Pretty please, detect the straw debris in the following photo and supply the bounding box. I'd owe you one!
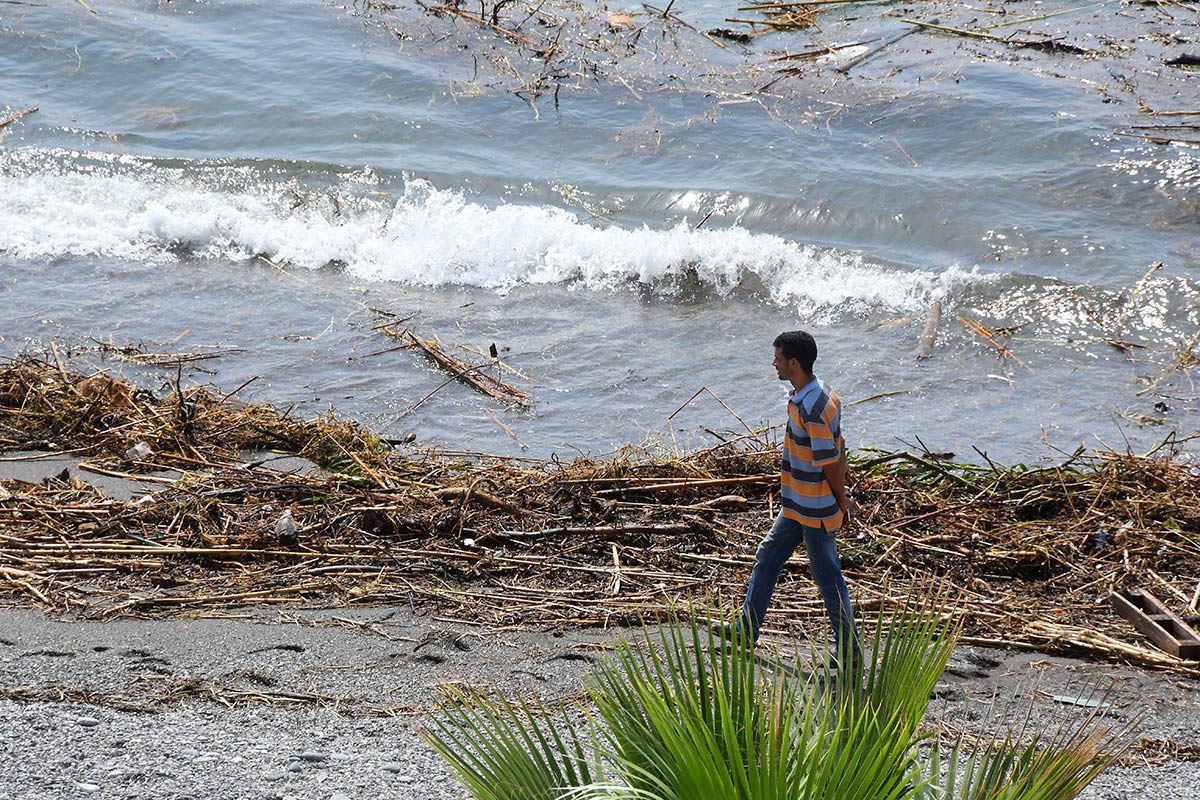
[2,359,1199,676]
[349,1,1196,140]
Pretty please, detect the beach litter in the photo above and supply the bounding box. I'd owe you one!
[1,357,1198,678]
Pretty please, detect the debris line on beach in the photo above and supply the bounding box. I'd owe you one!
[1,359,1198,676]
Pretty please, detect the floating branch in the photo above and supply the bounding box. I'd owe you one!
[1137,324,1200,397]
[0,107,38,130]
[766,40,871,62]
[845,390,908,407]
[379,325,532,403]
[958,315,1032,371]
[429,2,541,46]
[834,20,936,74]
[644,3,730,50]
[981,0,1123,31]
[899,17,1095,56]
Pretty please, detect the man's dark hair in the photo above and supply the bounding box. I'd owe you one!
[774,330,817,374]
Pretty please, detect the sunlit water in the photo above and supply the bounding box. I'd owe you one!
[2,1,1198,463]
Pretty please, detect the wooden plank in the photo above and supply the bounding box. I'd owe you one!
[1112,589,1200,660]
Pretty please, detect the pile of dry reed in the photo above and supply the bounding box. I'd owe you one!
[1,358,1198,675]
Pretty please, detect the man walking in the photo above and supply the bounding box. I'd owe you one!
[740,330,860,668]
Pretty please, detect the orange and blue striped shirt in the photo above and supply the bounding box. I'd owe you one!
[781,377,845,531]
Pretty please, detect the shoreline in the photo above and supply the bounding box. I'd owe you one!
[2,357,1199,674]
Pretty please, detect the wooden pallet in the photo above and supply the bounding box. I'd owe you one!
[1112,588,1200,660]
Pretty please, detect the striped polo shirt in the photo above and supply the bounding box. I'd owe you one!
[780,377,845,531]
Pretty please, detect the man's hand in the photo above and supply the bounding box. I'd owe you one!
[840,495,860,524]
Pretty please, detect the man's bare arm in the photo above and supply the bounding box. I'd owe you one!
[823,445,859,522]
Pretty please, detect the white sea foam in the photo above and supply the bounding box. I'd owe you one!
[0,148,981,313]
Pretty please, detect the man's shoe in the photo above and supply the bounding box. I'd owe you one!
[707,620,754,647]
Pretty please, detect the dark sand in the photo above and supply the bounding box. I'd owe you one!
[1,606,1197,799]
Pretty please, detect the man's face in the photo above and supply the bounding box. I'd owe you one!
[772,347,795,381]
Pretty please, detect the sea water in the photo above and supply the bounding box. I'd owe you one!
[2,0,1198,463]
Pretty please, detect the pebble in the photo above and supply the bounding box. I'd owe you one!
[299,751,328,762]
[287,761,304,773]
[263,771,287,782]
[379,762,405,774]
[76,717,99,728]
[77,783,101,793]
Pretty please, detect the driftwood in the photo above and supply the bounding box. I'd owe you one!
[3,360,1200,677]
[915,301,942,360]
[498,523,693,539]
[644,3,730,51]
[0,107,37,130]
[379,325,532,403]
[1137,325,1200,397]
[899,18,1094,56]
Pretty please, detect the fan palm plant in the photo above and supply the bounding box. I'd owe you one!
[422,594,1127,800]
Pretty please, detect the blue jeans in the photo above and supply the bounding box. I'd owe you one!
[740,512,859,662]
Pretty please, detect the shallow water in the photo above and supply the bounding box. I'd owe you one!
[2,0,1198,462]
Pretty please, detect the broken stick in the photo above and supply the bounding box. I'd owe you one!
[0,107,38,130]
[381,326,531,403]
[835,19,937,74]
[958,315,1032,372]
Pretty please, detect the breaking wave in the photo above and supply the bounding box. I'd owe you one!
[0,148,981,313]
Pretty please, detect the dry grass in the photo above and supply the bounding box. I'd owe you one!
[1,358,1198,676]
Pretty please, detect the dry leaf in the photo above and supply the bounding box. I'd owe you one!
[608,12,635,29]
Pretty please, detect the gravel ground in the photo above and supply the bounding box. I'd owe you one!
[1,608,1196,799]
[0,702,458,800]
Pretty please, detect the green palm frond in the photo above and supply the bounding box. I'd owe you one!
[421,685,597,800]
[423,596,1128,800]
[849,586,962,735]
[919,686,1129,800]
[587,615,759,798]
[587,609,933,800]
